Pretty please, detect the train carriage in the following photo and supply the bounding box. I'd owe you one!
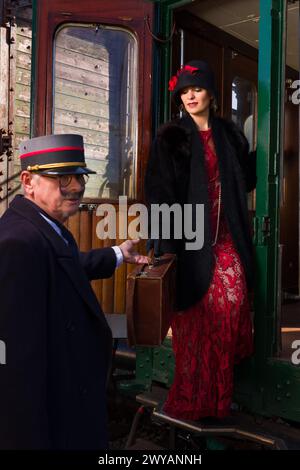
[1,0,300,449]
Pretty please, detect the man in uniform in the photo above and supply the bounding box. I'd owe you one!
[0,134,148,449]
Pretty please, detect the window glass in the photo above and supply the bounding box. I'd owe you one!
[53,24,138,199]
[231,76,257,152]
[232,76,257,210]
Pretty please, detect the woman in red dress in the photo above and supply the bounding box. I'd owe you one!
[145,60,256,420]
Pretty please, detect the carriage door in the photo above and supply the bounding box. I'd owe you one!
[225,51,258,219]
[32,0,154,314]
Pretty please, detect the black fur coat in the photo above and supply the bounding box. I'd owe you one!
[145,114,256,311]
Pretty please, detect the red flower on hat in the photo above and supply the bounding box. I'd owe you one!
[168,65,199,91]
[168,75,178,91]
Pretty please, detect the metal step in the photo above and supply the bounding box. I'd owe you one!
[152,406,287,450]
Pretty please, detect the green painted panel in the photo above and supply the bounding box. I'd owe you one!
[152,343,174,386]
[253,0,285,362]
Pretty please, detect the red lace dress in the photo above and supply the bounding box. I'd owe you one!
[163,128,253,420]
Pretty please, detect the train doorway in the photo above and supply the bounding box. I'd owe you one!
[171,0,300,363]
[152,0,300,423]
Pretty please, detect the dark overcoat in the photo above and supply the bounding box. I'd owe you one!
[0,195,116,449]
[145,114,256,311]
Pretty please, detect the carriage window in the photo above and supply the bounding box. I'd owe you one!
[232,76,257,210]
[53,24,138,199]
[231,77,257,152]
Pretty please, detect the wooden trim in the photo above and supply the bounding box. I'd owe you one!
[80,197,146,206]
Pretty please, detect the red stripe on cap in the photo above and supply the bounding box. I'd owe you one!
[20,146,84,159]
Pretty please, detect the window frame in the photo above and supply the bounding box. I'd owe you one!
[32,0,154,202]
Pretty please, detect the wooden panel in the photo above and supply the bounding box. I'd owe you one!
[55,77,109,102]
[14,134,30,148]
[17,35,31,54]
[15,83,30,102]
[54,108,110,134]
[101,237,115,314]
[68,211,80,246]
[55,61,110,89]
[16,67,31,86]
[56,33,109,61]
[52,123,109,147]
[100,201,116,313]
[18,25,32,39]
[15,99,30,117]
[91,210,104,301]
[79,209,93,251]
[54,93,109,118]
[16,50,31,70]
[7,9,17,207]
[113,207,127,314]
[10,4,33,205]
[66,203,149,314]
[55,48,109,77]
[15,115,30,135]
[0,27,10,215]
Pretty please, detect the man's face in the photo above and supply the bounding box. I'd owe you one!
[23,172,85,223]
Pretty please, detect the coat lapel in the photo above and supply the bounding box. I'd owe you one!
[180,115,208,189]
[10,196,102,318]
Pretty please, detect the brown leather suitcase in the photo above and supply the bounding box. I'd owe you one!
[126,254,176,346]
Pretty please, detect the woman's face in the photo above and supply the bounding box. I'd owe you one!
[180,87,212,116]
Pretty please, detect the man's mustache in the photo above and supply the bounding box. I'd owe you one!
[60,190,84,199]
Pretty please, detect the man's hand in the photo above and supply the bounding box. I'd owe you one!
[119,239,150,265]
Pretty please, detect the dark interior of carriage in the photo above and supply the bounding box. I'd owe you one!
[173,0,300,361]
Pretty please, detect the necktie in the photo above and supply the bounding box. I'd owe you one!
[58,223,80,259]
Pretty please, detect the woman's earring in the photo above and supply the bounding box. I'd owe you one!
[179,103,184,113]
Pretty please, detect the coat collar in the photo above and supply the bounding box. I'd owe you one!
[177,114,234,190]
[178,113,225,141]
[9,195,102,318]
[10,195,73,258]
